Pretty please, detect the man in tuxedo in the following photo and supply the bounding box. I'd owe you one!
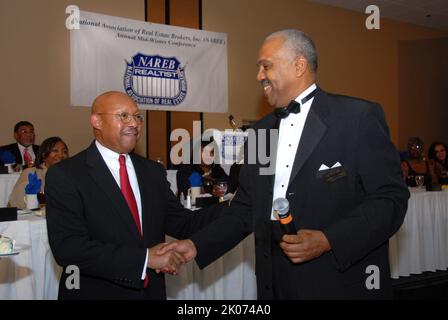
[0,121,40,168]
[160,29,409,299]
[46,91,216,299]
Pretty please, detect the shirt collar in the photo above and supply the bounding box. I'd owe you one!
[17,143,29,152]
[294,83,317,105]
[95,140,129,165]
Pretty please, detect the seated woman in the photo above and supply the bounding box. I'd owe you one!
[176,140,229,198]
[428,141,448,184]
[401,137,437,187]
[8,137,69,209]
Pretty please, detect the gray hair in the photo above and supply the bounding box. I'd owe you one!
[266,29,318,73]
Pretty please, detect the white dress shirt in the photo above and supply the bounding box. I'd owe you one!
[271,83,317,220]
[95,140,148,279]
[17,143,36,164]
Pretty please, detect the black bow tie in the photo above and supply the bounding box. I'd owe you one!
[274,89,316,119]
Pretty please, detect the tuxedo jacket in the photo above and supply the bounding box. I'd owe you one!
[191,88,410,299]
[0,143,39,166]
[45,142,219,300]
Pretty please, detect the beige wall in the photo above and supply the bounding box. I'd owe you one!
[398,37,448,150]
[1,0,447,155]
[202,0,448,146]
[0,0,145,155]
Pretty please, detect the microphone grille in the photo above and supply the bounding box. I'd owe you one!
[273,198,289,215]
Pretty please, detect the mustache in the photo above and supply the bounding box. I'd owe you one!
[122,128,139,135]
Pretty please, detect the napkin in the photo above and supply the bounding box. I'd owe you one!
[0,150,16,164]
[25,172,42,194]
[188,171,202,187]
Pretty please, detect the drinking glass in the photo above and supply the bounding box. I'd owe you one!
[415,175,425,188]
[213,181,228,199]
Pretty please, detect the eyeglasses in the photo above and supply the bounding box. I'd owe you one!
[96,112,145,124]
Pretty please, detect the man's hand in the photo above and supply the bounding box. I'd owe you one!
[279,229,331,264]
[147,243,186,274]
[154,240,197,275]
[158,239,197,262]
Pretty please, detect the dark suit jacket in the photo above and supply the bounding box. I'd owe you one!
[0,143,39,166]
[190,88,410,299]
[45,142,219,300]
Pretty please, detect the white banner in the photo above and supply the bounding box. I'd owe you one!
[70,11,228,113]
[213,130,248,165]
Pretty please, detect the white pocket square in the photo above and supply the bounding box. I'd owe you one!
[318,164,330,171]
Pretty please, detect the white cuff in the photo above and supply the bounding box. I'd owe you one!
[141,250,148,279]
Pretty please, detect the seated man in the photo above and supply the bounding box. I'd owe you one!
[0,121,40,169]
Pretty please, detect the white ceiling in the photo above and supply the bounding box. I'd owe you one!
[311,0,448,31]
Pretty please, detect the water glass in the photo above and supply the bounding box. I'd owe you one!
[415,175,425,188]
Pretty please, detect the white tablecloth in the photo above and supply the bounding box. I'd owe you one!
[389,188,448,278]
[0,214,62,299]
[166,169,177,195]
[164,169,257,299]
[0,173,20,207]
[166,234,257,300]
[0,212,257,300]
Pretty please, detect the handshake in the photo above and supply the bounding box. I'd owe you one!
[147,239,197,275]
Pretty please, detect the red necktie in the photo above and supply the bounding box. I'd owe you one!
[23,148,32,166]
[119,155,148,287]
[119,155,142,236]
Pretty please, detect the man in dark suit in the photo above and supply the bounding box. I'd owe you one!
[45,91,216,299]
[160,29,409,299]
[0,121,40,168]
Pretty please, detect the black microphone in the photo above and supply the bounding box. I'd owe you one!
[273,198,297,235]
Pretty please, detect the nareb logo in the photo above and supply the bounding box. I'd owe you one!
[124,53,187,106]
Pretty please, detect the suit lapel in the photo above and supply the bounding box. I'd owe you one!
[12,144,22,165]
[257,114,279,191]
[85,142,141,240]
[288,88,329,187]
